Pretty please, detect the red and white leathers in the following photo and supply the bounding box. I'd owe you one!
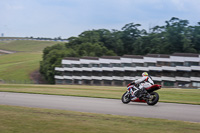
[129,75,154,100]
[135,75,154,89]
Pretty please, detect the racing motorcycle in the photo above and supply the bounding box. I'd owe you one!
[121,84,162,105]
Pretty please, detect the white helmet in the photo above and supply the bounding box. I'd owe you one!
[142,72,148,77]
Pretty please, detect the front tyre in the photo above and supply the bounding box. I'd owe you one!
[146,92,159,105]
[121,91,131,104]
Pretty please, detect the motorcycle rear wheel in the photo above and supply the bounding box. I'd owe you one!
[146,92,159,105]
[121,91,131,104]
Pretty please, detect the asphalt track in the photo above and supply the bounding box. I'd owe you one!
[0,92,200,122]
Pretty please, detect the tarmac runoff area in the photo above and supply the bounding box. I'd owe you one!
[0,92,200,122]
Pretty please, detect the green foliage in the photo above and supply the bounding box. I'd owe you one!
[40,17,200,83]
[40,42,115,83]
[40,44,78,84]
[145,17,199,54]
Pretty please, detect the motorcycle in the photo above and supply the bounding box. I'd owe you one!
[121,84,162,105]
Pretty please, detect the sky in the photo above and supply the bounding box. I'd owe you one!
[0,0,200,39]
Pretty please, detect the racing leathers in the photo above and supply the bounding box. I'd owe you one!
[128,76,154,99]
[135,75,154,89]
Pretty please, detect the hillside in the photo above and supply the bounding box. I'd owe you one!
[0,40,63,83]
[0,40,57,52]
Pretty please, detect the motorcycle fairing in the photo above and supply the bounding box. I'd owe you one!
[145,84,161,93]
[132,98,146,103]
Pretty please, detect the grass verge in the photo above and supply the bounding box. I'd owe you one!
[0,105,199,133]
[0,84,200,105]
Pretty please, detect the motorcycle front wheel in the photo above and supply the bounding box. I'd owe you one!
[121,91,131,104]
[146,92,159,105]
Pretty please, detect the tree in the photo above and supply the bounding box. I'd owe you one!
[121,23,146,54]
[190,22,200,53]
[40,17,200,84]
[40,43,78,84]
[164,17,191,53]
[40,41,116,83]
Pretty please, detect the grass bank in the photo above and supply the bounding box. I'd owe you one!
[0,105,199,133]
[0,40,61,82]
[0,52,42,82]
[0,40,58,52]
[0,84,200,105]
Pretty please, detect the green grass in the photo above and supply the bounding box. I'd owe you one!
[0,40,59,52]
[0,52,42,82]
[0,84,200,105]
[0,40,61,82]
[158,88,200,104]
[0,105,199,133]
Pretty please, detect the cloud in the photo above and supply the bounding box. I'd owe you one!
[170,0,200,12]
[0,0,200,38]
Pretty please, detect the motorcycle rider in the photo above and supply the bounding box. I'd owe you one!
[127,72,154,100]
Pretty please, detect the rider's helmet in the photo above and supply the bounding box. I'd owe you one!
[142,72,148,77]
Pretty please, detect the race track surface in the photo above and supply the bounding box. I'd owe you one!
[0,92,200,122]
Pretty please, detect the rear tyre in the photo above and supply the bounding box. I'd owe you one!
[146,92,159,105]
[121,91,131,104]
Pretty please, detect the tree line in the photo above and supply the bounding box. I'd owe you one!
[40,17,200,83]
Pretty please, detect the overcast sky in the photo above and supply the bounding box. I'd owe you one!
[0,0,200,38]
